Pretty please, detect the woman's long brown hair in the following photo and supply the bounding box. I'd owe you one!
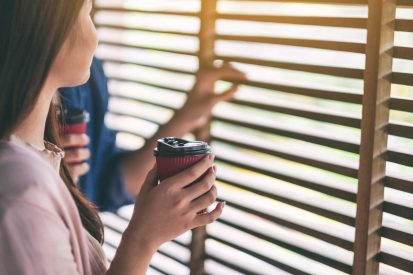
[0,0,104,243]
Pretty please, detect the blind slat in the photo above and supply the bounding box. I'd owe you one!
[397,0,413,7]
[387,149,413,167]
[96,23,198,37]
[227,98,361,128]
[103,58,195,75]
[217,14,367,29]
[385,176,413,194]
[217,54,365,79]
[392,72,413,86]
[388,122,413,139]
[156,249,188,267]
[99,40,198,56]
[381,226,413,248]
[394,46,413,60]
[95,6,199,17]
[216,34,366,53]
[108,76,187,93]
[396,19,413,32]
[229,79,363,104]
[379,252,413,273]
[205,254,260,275]
[110,94,177,111]
[213,115,360,153]
[390,97,413,113]
[383,202,413,220]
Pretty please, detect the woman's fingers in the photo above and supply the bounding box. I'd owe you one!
[61,133,90,148]
[190,185,218,213]
[67,162,90,183]
[199,63,246,83]
[140,163,158,196]
[193,63,246,93]
[162,154,214,189]
[216,64,246,81]
[182,167,216,201]
[214,84,239,103]
[193,201,225,227]
[64,147,91,163]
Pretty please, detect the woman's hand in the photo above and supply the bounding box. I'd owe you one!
[61,133,91,183]
[173,62,246,132]
[126,154,223,251]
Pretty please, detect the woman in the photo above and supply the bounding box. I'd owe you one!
[0,0,223,274]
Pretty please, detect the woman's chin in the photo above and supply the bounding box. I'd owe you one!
[62,70,91,88]
[79,71,91,85]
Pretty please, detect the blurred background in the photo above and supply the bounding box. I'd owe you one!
[94,1,413,274]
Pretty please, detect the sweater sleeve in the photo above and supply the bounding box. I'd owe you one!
[0,199,81,275]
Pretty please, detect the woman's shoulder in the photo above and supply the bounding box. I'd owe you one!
[0,140,62,202]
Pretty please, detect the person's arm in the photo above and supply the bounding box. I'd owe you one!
[121,63,246,196]
[108,155,224,274]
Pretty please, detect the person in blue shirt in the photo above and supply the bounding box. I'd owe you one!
[59,57,245,212]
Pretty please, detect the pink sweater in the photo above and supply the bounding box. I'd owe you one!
[0,137,107,274]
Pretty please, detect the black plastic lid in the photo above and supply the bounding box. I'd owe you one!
[63,107,90,125]
[154,137,211,157]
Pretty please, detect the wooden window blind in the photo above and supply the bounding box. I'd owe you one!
[93,0,413,274]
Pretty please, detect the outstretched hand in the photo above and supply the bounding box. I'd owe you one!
[175,62,246,131]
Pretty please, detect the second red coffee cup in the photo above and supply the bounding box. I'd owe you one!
[61,107,90,135]
[60,107,90,166]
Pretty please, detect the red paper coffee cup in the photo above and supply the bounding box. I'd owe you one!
[60,108,90,166]
[61,108,90,135]
[154,137,212,214]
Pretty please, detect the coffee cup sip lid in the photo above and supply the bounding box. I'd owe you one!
[154,137,211,156]
[63,107,90,125]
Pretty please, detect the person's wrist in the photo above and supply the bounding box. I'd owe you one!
[169,110,196,133]
[123,223,158,255]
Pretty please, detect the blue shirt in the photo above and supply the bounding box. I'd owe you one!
[59,58,135,212]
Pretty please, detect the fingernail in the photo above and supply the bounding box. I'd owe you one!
[212,165,217,175]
